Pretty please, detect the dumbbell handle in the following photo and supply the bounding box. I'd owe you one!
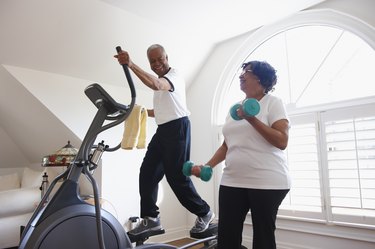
[183,161,213,182]
[230,98,260,120]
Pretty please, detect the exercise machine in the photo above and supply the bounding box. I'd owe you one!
[127,215,218,248]
[18,46,218,249]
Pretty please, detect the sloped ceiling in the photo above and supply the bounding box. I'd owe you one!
[0,0,325,89]
[0,0,325,167]
[0,66,81,165]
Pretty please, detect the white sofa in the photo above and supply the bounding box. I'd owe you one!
[0,167,44,248]
[0,167,95,248]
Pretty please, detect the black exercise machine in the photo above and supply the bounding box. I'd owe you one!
[18,46,218,249]
[127,217,218,248]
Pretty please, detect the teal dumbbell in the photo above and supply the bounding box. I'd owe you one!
[230,98,260,120]
[183,161,213,182]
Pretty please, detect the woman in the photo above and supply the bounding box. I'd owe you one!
[192,61,291,249]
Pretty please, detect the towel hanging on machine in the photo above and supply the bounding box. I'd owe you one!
[121,104,148,150]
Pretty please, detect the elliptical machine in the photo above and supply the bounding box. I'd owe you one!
[18,46,217,249]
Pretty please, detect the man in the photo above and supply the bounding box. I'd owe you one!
[115,44,214,237]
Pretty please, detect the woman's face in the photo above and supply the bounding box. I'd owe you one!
[239,65,264,99]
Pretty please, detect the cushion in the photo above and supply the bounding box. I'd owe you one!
[0,173,20,191]
[0,187,40,218]
[21,167,44,188]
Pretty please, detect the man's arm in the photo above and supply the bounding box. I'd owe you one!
[115,51,171,91]
[128,63,171,91]
[147,109,155,117]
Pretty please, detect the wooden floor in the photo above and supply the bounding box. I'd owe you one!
[5,238,209,249]
[168,237,208,248]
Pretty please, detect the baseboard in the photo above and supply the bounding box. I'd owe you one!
[242,235,316,249]
[277,242,317,249]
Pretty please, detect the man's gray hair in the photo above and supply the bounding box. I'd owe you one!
[147,44,166,54]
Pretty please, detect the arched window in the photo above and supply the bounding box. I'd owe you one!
[222,25,375,114]
[214,9,375,228]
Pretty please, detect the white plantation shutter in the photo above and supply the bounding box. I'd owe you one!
[278,103,375,227]
[321,105,375,225]
[279,113,324,220]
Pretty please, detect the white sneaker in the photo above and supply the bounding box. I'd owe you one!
[128,216,162,236]
[190,210,215,233]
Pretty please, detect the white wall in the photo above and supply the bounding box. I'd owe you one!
[187,0,375,248]
[0,126,29,168]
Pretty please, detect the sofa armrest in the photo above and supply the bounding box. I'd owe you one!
[0,187,40,218]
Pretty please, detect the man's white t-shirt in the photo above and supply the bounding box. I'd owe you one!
[153,68,190,125]
[221,94,291,189]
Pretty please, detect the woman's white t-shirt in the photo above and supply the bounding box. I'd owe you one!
[221,94,291,189]
[153,68,190,125]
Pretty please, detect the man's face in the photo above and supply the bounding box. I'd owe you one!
[148,47,170,77]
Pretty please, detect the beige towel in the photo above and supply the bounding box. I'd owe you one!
[121,105,148,150]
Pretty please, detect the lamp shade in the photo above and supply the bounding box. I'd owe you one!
[42,141,78,167]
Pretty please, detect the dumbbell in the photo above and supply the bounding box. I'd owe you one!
[230,98,260,120]
[182,161,213,182]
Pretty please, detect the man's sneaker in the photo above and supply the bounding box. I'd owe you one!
[128,216,163,236]
[190,210,215,233]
